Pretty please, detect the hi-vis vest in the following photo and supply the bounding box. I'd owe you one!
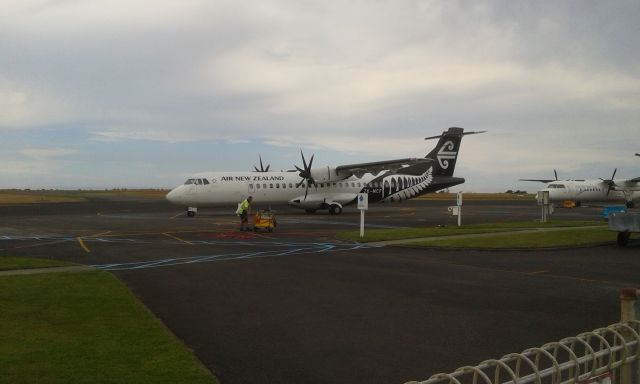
[236,199,250,215]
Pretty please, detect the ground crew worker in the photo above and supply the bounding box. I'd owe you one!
[238,196,253,231]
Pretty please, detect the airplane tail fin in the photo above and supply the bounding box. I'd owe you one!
[425,127,485,177]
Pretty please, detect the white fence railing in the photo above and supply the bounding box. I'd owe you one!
[406,289,640,384]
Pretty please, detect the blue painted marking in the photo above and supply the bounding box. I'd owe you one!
[92,242,371,271]
[1,232,372,271]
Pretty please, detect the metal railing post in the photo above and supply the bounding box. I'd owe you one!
[620,288,640,384]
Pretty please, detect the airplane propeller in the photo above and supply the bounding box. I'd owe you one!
[253,155,270,172]
[599,168,617,196]
[294,150,316,200]
[554,169,558,181]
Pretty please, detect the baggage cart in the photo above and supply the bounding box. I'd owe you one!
[609,211,639,247]
[253,210,277,232]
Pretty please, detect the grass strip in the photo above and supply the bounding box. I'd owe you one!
[0,256,75,271]
[0,189,168,204]
[415,227,615,249]
[0,269,217,384]
[0,192,87,204]
[339,220,604,243]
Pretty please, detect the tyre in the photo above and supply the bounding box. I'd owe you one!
[187,211,195,217]
[617,232,630,247]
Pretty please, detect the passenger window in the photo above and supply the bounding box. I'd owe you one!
[249,183,253,189]
[289,183,293,188]
[269,183,273,189]
[351,183,355,187]
[263,183,267,189]
[257,184,261,189]
[282,183,286,189]
[276,183,280,188]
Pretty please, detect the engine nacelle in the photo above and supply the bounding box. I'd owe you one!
[309,166,348,182]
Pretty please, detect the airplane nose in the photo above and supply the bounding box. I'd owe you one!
[166,187,181,204]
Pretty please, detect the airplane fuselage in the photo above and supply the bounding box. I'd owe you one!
[166,168,464,212]
[166,170,365,208]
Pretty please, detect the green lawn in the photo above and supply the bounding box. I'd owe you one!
[339,220,604,243]
[0,256,75,271]
[419,227,615,249]
[0,268,217,384]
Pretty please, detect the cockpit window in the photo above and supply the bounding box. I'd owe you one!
[196,179,203,185]
[184,179,195,185]
[548,183,566,189]
[202,179,210,185]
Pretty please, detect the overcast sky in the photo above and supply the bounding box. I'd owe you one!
[1,0,639,191]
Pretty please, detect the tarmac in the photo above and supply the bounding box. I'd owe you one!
[0,197,638,384]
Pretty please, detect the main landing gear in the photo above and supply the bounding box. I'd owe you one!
[328,204,343,215]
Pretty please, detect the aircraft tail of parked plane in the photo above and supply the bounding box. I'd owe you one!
[423,127,486,177]
[166,127,485,216]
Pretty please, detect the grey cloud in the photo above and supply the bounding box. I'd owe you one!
[1,0,639,190]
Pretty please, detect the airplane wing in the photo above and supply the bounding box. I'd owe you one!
[519,179,555,183]
[616,177,640,185]
[335,158,433,178]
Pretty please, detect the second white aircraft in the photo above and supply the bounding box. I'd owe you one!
[521,161,640,208]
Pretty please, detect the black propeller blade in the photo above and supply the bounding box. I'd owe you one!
[295,150,316,200]
[554,169,558,181]
[599,168,617,196]
[253,155,270,172]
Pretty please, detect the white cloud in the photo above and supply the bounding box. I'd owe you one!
[0,82,79,129]
[20,148,79,160]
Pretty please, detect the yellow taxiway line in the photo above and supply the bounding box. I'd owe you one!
[75,231,112,253]
[163,232,193,245]
[76,237,91,253]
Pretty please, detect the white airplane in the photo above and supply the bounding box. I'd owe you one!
[166,127,485,216]
[521,162,640,208]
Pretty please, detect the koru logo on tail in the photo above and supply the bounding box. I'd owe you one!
[437,141,457,169]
